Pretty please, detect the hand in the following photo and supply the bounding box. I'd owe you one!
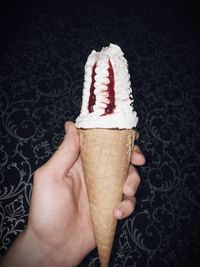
[114,132,145,220]
[2,122,145,267]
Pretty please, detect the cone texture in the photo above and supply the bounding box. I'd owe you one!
[78,128,135,267]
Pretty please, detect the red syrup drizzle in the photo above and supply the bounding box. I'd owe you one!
[88,63,97,113]
[88,60,115,114]
[104,60,115,115]
[88,63,96,113]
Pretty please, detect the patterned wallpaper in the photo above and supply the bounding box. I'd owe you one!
[0,0,200,266]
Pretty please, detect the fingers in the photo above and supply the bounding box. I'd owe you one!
[114,165,141,220]
[40,121,79,177]
[123,164,141,196]
[113,148,143,219]
[131,145,145,166]
[114,196,136,220]
[113,134,145,220]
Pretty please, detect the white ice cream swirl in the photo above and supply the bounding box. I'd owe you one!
[76,43,138,129]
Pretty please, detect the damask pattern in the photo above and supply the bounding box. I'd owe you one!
[0,0,200,266]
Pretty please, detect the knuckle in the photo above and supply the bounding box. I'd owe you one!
[135,173,141,186]
[123,199,134,217]
[33,165,52,181]
[131,167,141,185]
[34,167,43,179]
[127,197,136,213]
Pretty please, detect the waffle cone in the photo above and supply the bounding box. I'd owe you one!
[78,128,135,267]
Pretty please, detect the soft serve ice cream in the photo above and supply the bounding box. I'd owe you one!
[76,43,138,129]
[76,43,138,267]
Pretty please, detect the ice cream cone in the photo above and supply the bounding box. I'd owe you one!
[78,128,136,267]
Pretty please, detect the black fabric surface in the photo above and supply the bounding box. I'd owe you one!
[0,0,200,266]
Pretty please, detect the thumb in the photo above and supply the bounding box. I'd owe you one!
[44,121,79,177]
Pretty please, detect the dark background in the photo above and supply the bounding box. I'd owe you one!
[0,0,200,266]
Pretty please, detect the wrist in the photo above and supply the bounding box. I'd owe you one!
[23,230,56,267]
[25,227,87,267]
[2,230,54,267]
[2,225,94,267]
[26,218,95,267]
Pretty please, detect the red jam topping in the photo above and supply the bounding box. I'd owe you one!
[88,63,96,113]
[88,60,115,114]
[104,60,115,115]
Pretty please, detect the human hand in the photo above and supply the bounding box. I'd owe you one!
[114,132,145,220]
[2,122,145,267]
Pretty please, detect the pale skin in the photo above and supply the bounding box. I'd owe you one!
[1,121,145,267]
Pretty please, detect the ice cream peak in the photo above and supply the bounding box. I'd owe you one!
[76,43,138,129]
